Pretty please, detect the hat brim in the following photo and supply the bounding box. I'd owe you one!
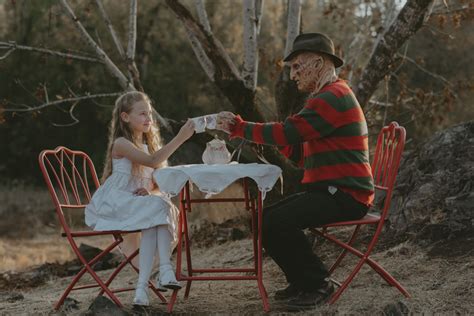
[283,49,344,68]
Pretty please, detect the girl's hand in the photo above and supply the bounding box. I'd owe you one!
[177,119,195,141]
[217,111,236,134]
[133,187,150,196]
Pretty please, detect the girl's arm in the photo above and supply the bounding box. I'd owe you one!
[113,120,195,168]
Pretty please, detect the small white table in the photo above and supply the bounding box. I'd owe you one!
[153,163,282,312]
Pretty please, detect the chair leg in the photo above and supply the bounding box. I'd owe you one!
[328,257,366,304]
[328,225,361,274]
[183,206,193,299]
[167,289,179,313]
[366,257,410,298]
[99,249,136,296]
[84,264,124,307]
[61,239,124,309]
[314,227,410,303]
[54,266,88,310]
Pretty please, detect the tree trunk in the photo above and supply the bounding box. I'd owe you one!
[354,0,434,107]
[165,0,262,122]
[166,0,301,195]
[275,0,304,120]
[242,0,259,91]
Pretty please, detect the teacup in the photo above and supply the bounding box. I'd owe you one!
[191,114,218,133]
[191,116,207,133]
[205,114,217,129]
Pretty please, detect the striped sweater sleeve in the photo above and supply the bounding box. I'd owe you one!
[230,94,340,146]
[279,144,304,167]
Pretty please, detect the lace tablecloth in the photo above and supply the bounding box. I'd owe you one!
[153,163,282,199]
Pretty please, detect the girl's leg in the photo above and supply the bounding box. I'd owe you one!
[133,227,158,305]
[156,225,181,290]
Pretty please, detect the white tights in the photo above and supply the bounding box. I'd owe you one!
[136,225,173,289]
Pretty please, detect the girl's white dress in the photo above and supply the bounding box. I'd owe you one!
[85,147,179,244]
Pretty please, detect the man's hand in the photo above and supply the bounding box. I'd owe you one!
[216,111,236,134]
[133,187,150,196]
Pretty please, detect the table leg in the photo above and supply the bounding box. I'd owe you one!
[250,198,258,273]
[167,190,186,313]
[257,191,270,312]
[183,183,193,298]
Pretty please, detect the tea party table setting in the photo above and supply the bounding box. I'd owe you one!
[152,114,282,312]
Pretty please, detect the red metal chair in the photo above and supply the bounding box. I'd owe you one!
[310,122,410,304]
[38,146,166,309]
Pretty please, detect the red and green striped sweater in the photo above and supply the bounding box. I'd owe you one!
[229,79,374,206]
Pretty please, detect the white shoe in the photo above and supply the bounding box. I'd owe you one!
[133,287,149,306]
[157,264,182,290]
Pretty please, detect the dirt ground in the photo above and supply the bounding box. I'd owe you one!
[1,185,473,315]
[0,231,473,315]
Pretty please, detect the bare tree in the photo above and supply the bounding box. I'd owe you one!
[242,0,263,91]
[355,0,435,108]
[276,0,303,120]
[1,0,445,191]
[1,0,170,130]
[165,0,262,122]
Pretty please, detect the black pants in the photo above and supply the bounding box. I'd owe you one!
[262,187,369,291]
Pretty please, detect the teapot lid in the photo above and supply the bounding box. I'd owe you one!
[208,135,226,145]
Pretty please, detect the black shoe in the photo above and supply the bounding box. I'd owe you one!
[274,283,302,301]
[285,282,334,311]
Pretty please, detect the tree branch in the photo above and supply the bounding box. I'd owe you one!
[284,0,301,58]
[59,0,133,91]
[243,0,259,90]
[95,0,126,59]
[0,41,103,63]
[127,0,137,61]
[3,92,122,112]
[275,0,304,120]
[396,53,455,88]
[354,0,435,107]
[124,0,143,92]
[166,0,263,121]
[255,0,264,35]
[185,29,216,80]
[194,0,212,35]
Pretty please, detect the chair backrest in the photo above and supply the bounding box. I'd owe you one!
[371,122,406,217]
[38,146,100,231]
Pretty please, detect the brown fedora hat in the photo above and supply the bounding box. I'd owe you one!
[283,33,344,68]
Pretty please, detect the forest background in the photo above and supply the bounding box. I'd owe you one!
[0,0,473,314]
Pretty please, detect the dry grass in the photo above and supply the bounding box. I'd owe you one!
[0,237,473,315]
[0,183,246,273]
[1,185,473,315]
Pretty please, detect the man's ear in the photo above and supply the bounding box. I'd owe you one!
[120,112,129,123]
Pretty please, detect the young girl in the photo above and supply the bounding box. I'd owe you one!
[85,91,195,306]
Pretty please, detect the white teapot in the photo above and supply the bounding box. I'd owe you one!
[202,136,232,165]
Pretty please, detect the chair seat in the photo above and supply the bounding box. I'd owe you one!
[61,229,140,237]
[321,213,381,228]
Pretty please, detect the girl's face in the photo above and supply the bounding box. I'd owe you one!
[121,100,153,135]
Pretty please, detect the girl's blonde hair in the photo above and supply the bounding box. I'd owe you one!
[101,91,166,183]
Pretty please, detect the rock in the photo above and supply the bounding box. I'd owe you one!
[4,292,24,303]
[383,301,409,316]
[0,244,122,290]
[388,121,474,241]
[79,244,122,270]
[190,217,251,246]
[85,296,128,316]
[60,297,79,312]
[231,227,245,240]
